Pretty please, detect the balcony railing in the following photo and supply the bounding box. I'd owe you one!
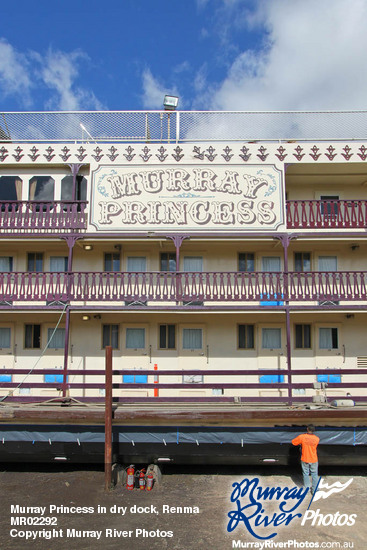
[286,199,367,229]
[1,271,366,304]
[1,367,367,405]
[0,201,87,232]
[0,199,365,233]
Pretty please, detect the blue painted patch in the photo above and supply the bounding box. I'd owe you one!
[0,374,11,382]
[317,374,341,383]
[123,374,148,384]
[45,374,67,384]
[259,374,284,383]
[260,293,284,306]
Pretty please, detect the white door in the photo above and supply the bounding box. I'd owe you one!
[126,256,147,304]
[179,326,207,396]
[182,256,203,303]
[122,326,150,396]
[318,256,338,303]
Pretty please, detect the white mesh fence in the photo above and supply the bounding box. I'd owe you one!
[1,110,367,143]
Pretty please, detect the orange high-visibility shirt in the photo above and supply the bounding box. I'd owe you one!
[292,433,319,463]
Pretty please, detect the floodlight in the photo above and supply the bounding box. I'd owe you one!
[163,95,179,111]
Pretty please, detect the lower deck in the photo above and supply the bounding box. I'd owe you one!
[1,401,366,465]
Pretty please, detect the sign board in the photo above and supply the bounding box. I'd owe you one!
[90,165,284,232]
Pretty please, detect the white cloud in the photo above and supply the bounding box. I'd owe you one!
[0,39,32,106]
[37,49,104,111]
[0,39,104,110]
[207,0,367,111]
[141,68,180,109]
[173,61,191,75]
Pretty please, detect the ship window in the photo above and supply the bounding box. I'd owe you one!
[0,257,13,272]
[159,324,176,349]
[102,324,119,349]
[182,328,202,350]
[320,195,339,217]
[295,324,311,349]
[29,176,54,201]
[183,256,203,272]
[47,328,65,349]
[0,176,22,201]
[262,328,281,349]
[294,252,311,272]
[160,252,176,272]
[104,253,120,272]
[25,324,41,349]
[27,253,43,272]
[262,257,281,272]
[319,327,338,349]
[126,328,145,349]
[0,327,11,348]
[238,324,254,349]
[238,253,255,272]
[127,257,146,272]
[50,256,68,272]
[61,175,87,201]
[318,256,337,272]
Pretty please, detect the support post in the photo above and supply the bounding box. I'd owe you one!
[276,234,296,406]
[105,345,113,491]
[61,306,70,398]
[285,307,292,406]
[166,234,189,302]
[61,235,81,397]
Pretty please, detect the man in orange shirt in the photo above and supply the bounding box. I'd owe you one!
[292,424,320,495]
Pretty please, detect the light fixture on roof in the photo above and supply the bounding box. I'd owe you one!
[163,95,179,111]
[82,315,90,321]
[83,244,93,251]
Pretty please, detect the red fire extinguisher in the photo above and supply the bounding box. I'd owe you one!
[126,465,135,490]
[146,469,154,491]
[139,468,146,490]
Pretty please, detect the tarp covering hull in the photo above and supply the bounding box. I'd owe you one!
[0,425,366,465]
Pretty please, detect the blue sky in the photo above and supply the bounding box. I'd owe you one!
[1,0,367,112]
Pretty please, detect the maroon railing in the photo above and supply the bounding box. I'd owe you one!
[1,367,367,404]
[0,201,87,231]
[0,270,366,303]
[1,200,365,231]
[286,199,367,229]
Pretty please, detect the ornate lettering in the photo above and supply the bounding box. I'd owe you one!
[258,201,276,225]
[163,201,188,224]
[192,168,217,191]
[139,170,164,193]
[189,201,211,225]
[217,171,241,194]
[211,201,234,224]
[166,169,190,191]
[243,175,267,199]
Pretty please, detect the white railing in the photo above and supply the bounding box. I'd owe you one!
[1,110,367,143]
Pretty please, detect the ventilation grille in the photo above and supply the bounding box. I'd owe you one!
[357,357,367,368]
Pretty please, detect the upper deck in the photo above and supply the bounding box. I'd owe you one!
[1,110,367,236]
